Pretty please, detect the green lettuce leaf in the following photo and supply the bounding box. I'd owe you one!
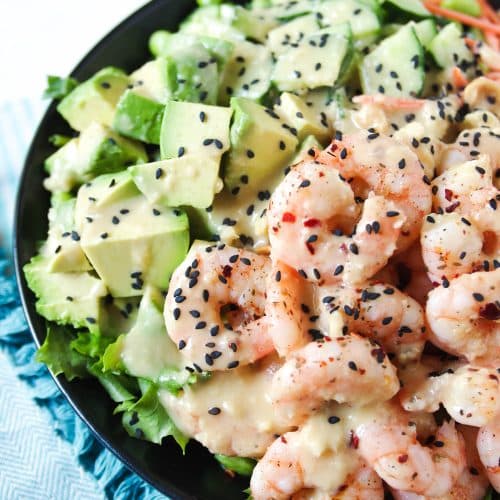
[43,75,78,100]
[214,455,257,476]
[114,380,189,449]
[36,324,89,380]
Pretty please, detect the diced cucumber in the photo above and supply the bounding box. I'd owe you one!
[360,24,424,97]
[316,0,381,40]
[265,0,318,21]
[429,23,475,73]
[219,41,273,105]
[412,19,437,49]
[382,0,430,18]
[267,14,320,56]
[272,27,353,92]
[441,0,481,17]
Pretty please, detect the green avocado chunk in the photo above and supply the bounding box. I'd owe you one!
[130,155,222,209]
[75,172,189,297]
[224,97,298,192]
[41,196,91,273]
[57,67,130,131]
[24,255,107,333]
[113,89,165,144]
[44,122,147,193]
[160,100,233,160]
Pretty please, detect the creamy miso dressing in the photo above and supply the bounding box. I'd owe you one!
[159,354,290,458]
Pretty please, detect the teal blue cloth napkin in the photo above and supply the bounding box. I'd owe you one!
[0,99,165,499]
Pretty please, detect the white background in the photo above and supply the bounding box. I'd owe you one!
[0,0,147,101]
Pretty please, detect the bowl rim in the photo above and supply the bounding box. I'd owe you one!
[13,1,195,498]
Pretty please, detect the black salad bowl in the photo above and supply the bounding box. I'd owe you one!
[13,1,248,498]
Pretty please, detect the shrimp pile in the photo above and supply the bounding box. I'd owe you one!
[161,76,500,498]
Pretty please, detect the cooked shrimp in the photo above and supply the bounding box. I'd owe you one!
[426,269,500,367]
[356,406,466,496]
[439,127,500,187]
[477,416,500,492]
[391,426,489,500]
[399,359,500,427]
[164,241,274,371]
[268,158,406,285]
[463,76,500,116]
[316,282,426,364]
[266,260,313,357]
[250,410,381,500]
[316,131,432,253]
[374,243,435,307]
[271,333,399,424]
[158,354,290,458]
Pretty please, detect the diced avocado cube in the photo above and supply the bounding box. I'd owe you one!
[107,287,185,381]
[316,0,381,39]
[360,24,424,97]
[267,14,319,56]
[77,180,189,297]
[57,67,130,131]
[148,32,234,75]
[42,197,91,273]
[429,23,475,73]
[226,4,278,42]
[224,97,298,191]
[160,100,233,160]
[180,5,246,41]
[272,27,352,92]
[130,155,223,209]
[24,255,107,332]
[113,89,165,144]
[129,58,173,104]
[275,92,331,144]
[219,40,273,105]
[293,135,322,162]
[44,122,147,193]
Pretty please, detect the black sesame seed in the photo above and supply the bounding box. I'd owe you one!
[386,211,399,217]
[275,270,282,282]
[173,308,181,320]
[199,111,206,122]
[372,221,380,233]
[279,140,286,151]
[398,159,406,169]
[461,217,471,226]
[86,317,96,324]
[190,310,201,318]
[472,293,484,302]
[344,305,354,316]
[328,416,340,424]
[349,243,359,255]
[208,407,221,415]
[203,138,214,146]
[152,208,161,216]
[227,361,239,369]
[214,139,224,150]
[195,321,207,330]
[175,295,186,303]
[178,340,186,350]
[334,265,344,276]
[382,316,393,325]
[100,232,109,239]
[112,216,120,225]
[299,179,311,188]
[240,257,251,266]
[210,325,220,336]
[489,198,497,210]
[178,146,185,157]
[383,287,395,295]
[426,215,435,223]
[155,167,163,180]
[71,231,80,241]
[348,361,357,371]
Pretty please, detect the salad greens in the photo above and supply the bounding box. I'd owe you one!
[30,0,498,486]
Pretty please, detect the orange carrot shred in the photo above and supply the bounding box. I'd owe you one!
[451,66,469,89]
[423,1,500,36]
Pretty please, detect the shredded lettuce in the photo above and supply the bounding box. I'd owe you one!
[36,324,89,380]
[114,380,189,449]
[214,454,257,476]
[43,75,78,100]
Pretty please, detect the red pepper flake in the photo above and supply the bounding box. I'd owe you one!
[340,243,348,254]
[280,435,287,444]
[398,454,409,463]
[445,201,460,213]
[222,265,232,278]
[282,212,296,223]
[444,188,453,202]
[272,226,279,233]
[306,242,315,255]
[349,431,359,449]
[479,302,500,320]
[304,218,320,227]
[319,172,325,177]
[330,143,338,152]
